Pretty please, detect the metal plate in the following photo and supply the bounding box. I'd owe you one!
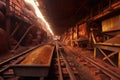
[11,46,54,77]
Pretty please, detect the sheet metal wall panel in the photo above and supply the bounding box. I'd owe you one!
[78,23,88,38]
[102,15,120,32]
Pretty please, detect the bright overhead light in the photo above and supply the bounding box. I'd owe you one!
[24,0,54,36]
[35,1,39,6]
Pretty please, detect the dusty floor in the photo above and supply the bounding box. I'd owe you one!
[67,46,120,80]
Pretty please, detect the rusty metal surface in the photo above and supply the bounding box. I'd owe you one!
[95,45,120,52]
[11,45,55,77]
[12,65,49,77]
[102,15,120,32]
[78,23,88,39]
[104,35,120,44]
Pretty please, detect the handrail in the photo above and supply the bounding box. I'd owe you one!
[95,42,120,47]
[91,32,120,47]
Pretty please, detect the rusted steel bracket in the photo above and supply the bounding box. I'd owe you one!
[11,25,33,51]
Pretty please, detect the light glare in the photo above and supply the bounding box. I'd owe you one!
[24,0,54,35]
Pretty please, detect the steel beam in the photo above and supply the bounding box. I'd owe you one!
[118,52,120,68]
[103,52,118,60]
[98,48,117,67]
[9,23,20,38]
[12,26,33,51]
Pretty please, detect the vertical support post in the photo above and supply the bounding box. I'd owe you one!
[62,33,65,42]
[109,0,111,8]
[118,52,120,68]
[63,33,66,43]
[6,18,11,35]
[71,27,74,46]
[94,45,102,58]
[64,32,67,42]
[94,47,97,58]
[65,32,68,45]
[88,32,92,48]
[91,32,96,44]
[71,27,74,40]
[6,0,11,35]
[76,25,79,47]
[76,24,79,39]
[65,31,67,42]
[6,0,10,15]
